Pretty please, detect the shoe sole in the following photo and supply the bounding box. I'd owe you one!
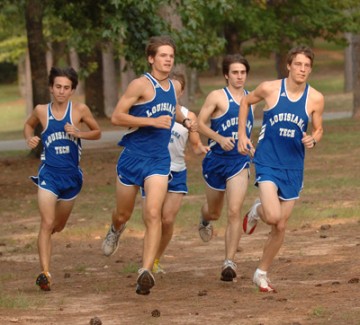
[243,214,257,235]
[136,271,155,295]
[199,225,213,242]
[220,266,237,282]
[36,274,51,291]
[258,285,277,293]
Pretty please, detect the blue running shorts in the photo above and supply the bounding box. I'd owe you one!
[254,163,304,200]
[202,151,250,191]
[167,169,187,194]
[30,164,83,200]
[140,169,187,197]
[117,148,171,187]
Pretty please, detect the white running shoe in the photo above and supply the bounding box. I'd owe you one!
[136,268,155,295]
[253,271,276,292]
[198,219,213,242]
[243,198,261,234]
[220,259,237,282]
[102,223,126,256]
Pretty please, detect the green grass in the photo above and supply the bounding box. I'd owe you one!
[0,290,35,309]
[0,83,22,103]
[0,83,26,136]
[120,262,139,274]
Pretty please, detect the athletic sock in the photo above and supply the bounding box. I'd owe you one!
[111,224,119,233]
[201,218,209,226]
[255,268,267,276]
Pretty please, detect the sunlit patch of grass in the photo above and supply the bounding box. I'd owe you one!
[0,273,16,283]
[93,282,113,294]
[120,262,139,274]
[74,264,88,273]
[0,290,35,309]
[311,306,328,318]
[0,150,28,157]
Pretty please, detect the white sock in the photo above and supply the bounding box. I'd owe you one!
[250,202,261,220]
[255,268,266,276]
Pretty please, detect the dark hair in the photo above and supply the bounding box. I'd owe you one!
[145,35,176,58]
[222,54,250,76]
[287,46,314,67]
[171,71,186,91]
[48,67,78,89]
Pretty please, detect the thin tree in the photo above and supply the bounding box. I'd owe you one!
[352,34,360,118]
[25,0,50,157]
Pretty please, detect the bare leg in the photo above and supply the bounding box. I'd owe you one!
[37,189,74,273]
[156,192,184,260]
[224,169,248,261]
[201,186,224,221]
[256,182,296,271]
[142,175,168,270]
[53,199,76,233]
[112,179,139,230]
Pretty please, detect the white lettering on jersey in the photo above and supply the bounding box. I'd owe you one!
[269,113,304,130]
[55,146,70,154]
[146,102,176,117]
[221,117,238,132]
[279,128,295,138]
[45,131,77,147]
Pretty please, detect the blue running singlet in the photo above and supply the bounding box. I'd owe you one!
[40,101,81,170]
[208,87,254,157]
[254,78,310,170]
[118,73,177,158]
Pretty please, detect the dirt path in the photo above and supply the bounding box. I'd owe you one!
[1,216,359,325]
[0,126,359,325]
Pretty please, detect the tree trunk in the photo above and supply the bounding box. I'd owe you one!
[69,48,85,96]
[25,0,50,157]
[120,57,136,94]
[79,45,105,117]
[102,43,119,117]
[18,51,34,117]
[224,24,240,54]
[274,51,288,79]
[352,34,360,119]
[344,33,353,93]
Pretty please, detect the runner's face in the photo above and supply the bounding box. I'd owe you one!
[149,45,175,74]
[288,53,312,84]
[50,77,74,104]
[226,63,247,89]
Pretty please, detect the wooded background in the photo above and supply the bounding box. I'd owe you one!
[1,0,360,120]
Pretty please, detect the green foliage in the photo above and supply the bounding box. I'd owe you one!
[0,36,27,63]
[173,0,226,71]
[0,293,30,309]
[0,0,360,84]
[0,2,26,63]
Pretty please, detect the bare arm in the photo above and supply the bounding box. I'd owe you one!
[302,88,324,148]
[23,105,43,149]
[238,81,271,155]
[111,77,172,129]
[173,79,197,131]
[65,103,101,140]
[187,111,209,155]
[198,90,235,151]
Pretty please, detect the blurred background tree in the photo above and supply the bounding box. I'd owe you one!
[0,0,360,120]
